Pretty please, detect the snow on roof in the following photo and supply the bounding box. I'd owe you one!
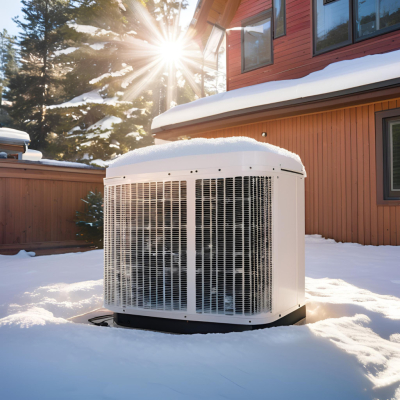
[38,159,102,169]
[110,137,303,169]
[0,128,30,145]
[152,50,400,131]
[47,90,128,109]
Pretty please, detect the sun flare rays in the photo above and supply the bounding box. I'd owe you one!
[114,1,205,108]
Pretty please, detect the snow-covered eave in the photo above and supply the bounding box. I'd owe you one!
[152,77,400,135]
[151,50,400,136]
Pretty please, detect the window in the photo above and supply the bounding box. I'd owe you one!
[384,118,400,199]
[375,108,400,203]
[242,10,273,73]
[313,0,352,54]
[314,0,400,55]
[355,0,400,40]
[274,0,286,38]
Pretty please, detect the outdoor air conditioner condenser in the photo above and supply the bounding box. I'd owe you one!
[104,138,306,333]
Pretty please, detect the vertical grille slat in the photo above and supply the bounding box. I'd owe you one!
[104,181,187,311]
[195,176,273,316]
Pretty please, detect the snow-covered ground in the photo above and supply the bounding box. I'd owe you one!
[1,236,400,400]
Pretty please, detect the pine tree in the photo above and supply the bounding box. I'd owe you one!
[0,30,18,127]
[46,0,212,163]
[45,0,154,162]
[6,0,73,151]
[75,189,104,248]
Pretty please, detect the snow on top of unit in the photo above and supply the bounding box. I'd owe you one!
[152,50,400,130]
[0,127,30,142]
[110,137,303,169]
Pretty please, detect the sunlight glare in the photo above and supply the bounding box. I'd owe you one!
[158,41,183,64]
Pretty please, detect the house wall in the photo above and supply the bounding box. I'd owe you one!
[227,0,400,91]
[0,160,105,254]
[192,97,400,246]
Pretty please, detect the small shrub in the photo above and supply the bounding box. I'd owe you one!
[75,190,104,249]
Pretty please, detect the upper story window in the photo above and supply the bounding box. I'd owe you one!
[274,0,286,38]
[313,0,400,55]
[241,10,273,73]
[355,0,400,40]
[314,0,352,54]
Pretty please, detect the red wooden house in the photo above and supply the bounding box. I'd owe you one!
[152,0,400,246]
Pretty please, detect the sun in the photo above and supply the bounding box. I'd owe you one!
[158,40,183,64]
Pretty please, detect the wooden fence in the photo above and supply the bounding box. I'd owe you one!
[0,159,105,255]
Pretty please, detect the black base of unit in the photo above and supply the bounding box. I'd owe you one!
[113,305,306,334]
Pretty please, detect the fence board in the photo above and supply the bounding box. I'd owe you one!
[0,161,105,253]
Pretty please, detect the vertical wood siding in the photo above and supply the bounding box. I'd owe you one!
[0,167,104,247]
[195,98,400,245]
[227,0,400,91]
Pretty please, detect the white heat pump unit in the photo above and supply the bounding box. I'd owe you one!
[104,138,306,333]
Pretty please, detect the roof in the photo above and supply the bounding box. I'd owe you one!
[187,0,241,49]
[151,50,400,134]
[0,128,30,146]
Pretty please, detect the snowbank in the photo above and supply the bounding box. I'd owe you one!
[110,137,304,169]
[152,49,400,131]
[0,236,400,399]
[0,250,104,319]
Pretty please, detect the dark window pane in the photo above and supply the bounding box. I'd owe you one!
[390,121,400,191]
[243,15,272,71]
[274,0,286,38]
[356,0,400,39]
[314,0,351,53]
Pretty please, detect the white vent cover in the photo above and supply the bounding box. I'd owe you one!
[105,181,187,311]
[195,177,272,316]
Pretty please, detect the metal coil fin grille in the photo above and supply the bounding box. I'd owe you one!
[104,181,187,311]
[195,176,272,315]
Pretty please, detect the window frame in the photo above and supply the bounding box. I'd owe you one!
[273,0,286,39]
[375,108,400,204]
[312,0,353,56]
[241,9,274,74]
[353,0,400,43]
[313,0,400,56]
